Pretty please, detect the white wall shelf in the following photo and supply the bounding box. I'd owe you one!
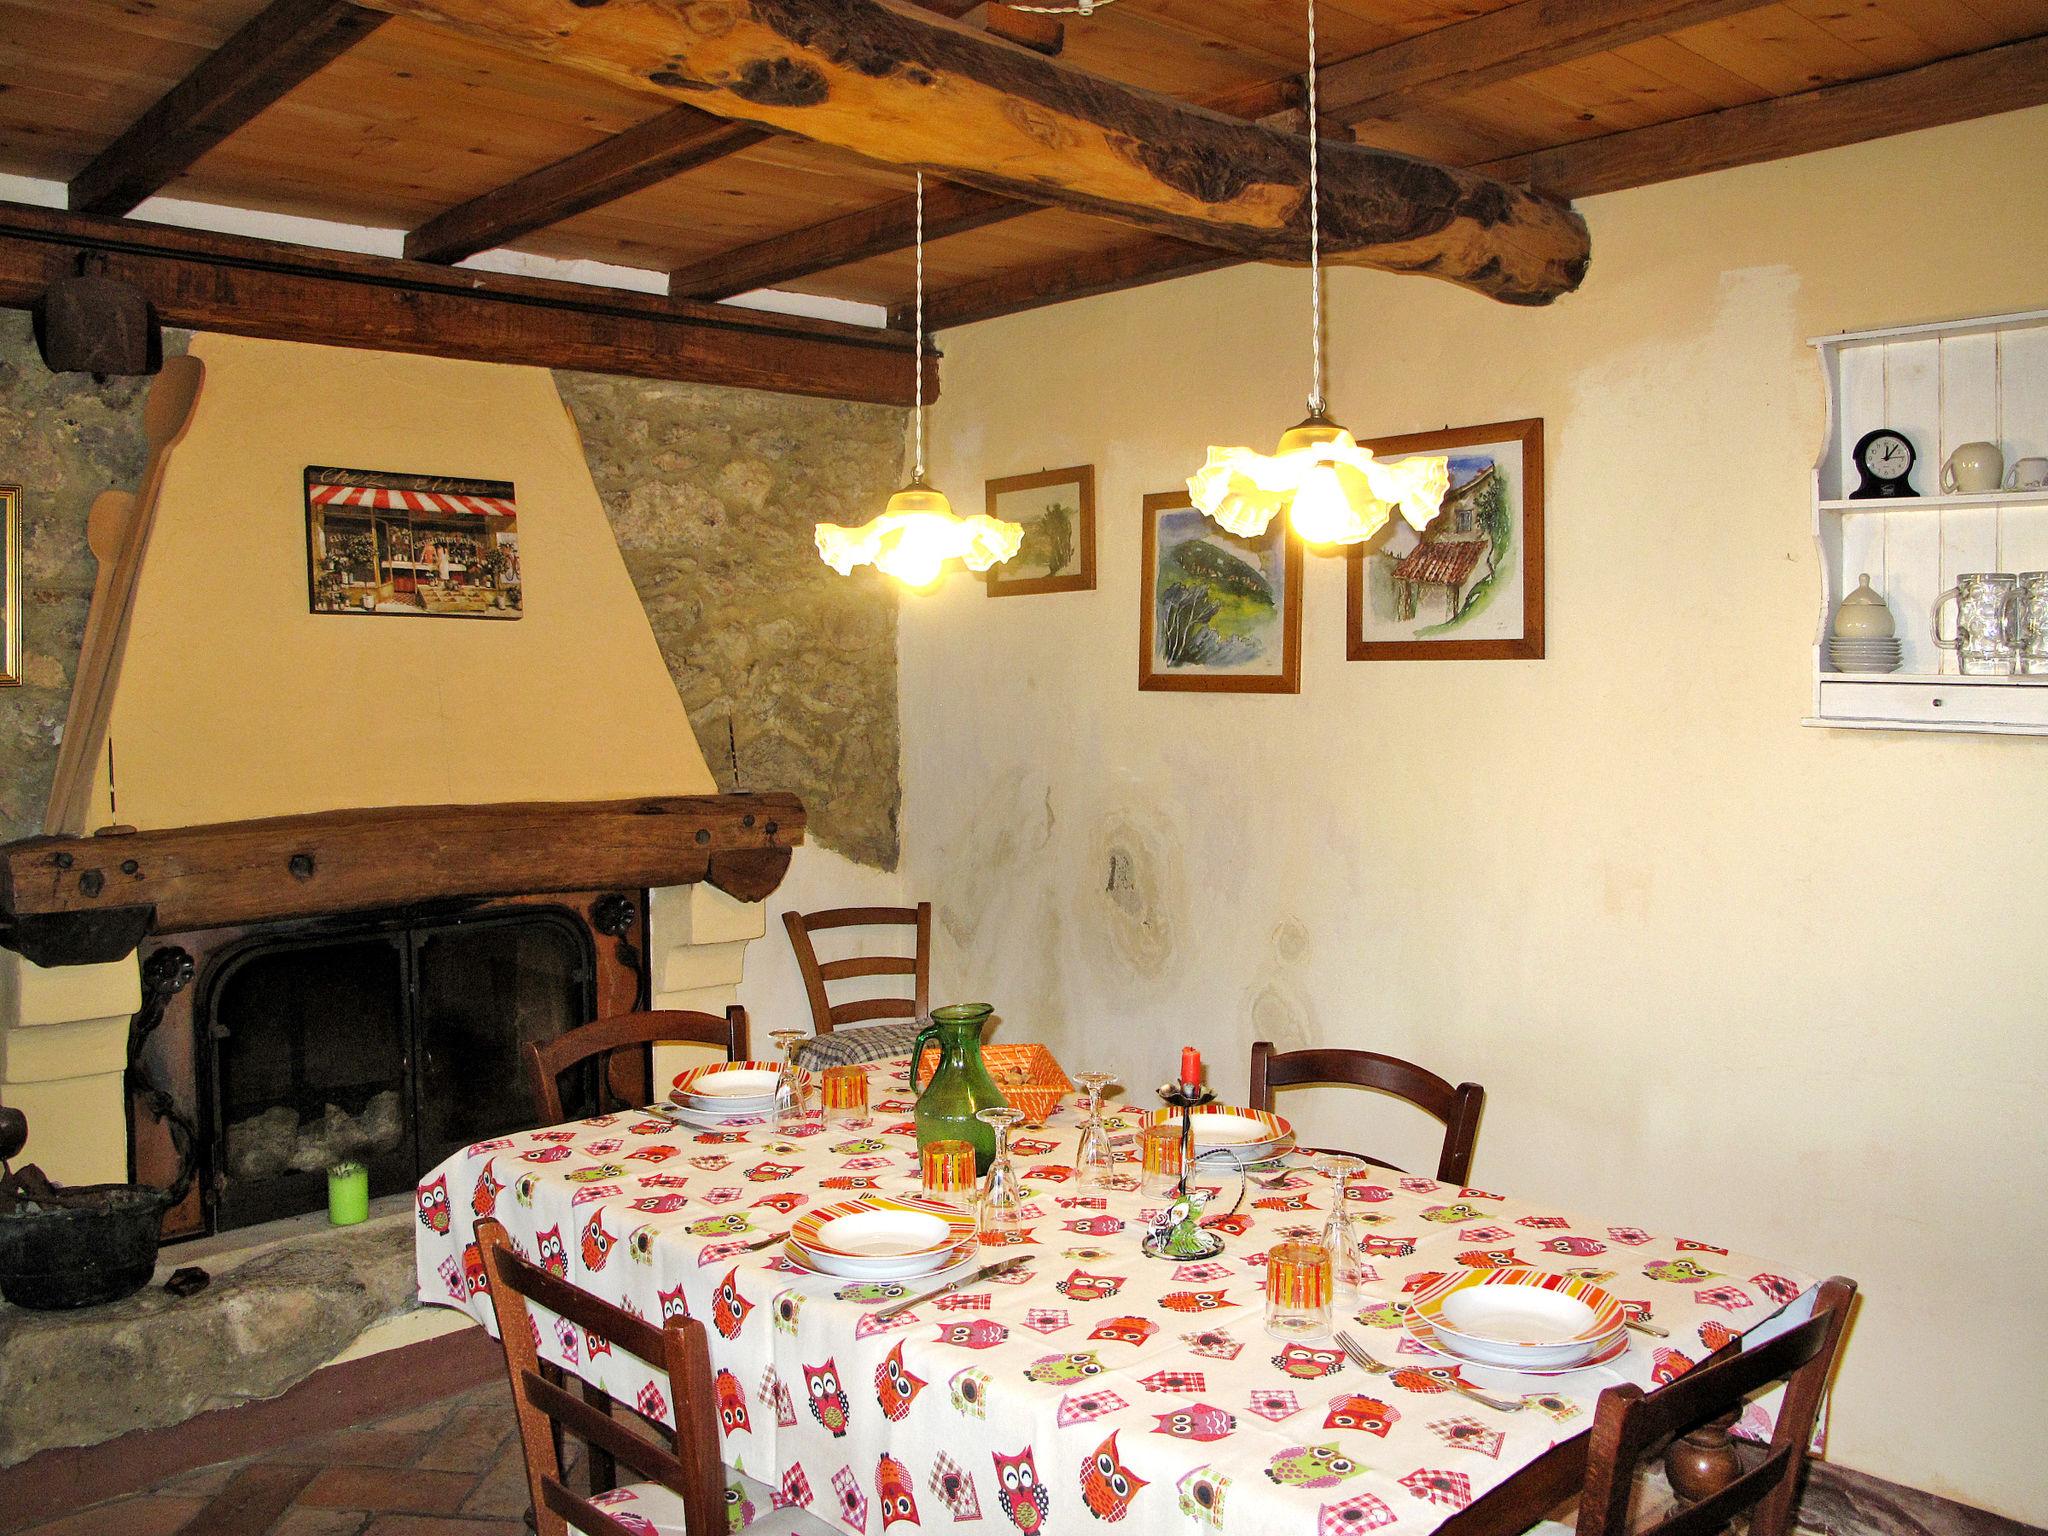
[1807,306,2048,735]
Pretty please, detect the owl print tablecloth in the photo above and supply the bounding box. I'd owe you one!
[415,1056,1814,1536]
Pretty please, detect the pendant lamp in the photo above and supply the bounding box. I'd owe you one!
[1186,0,1449,547]
[816,174,1022,589]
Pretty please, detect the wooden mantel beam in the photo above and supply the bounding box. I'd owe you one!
[359,0,1590,306]
[406,106,770,265]
[69,0,390,216]
[0,202,932,406]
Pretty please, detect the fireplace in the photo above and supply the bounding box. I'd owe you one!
[202,905,597,1231]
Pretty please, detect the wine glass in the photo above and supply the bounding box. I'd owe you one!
[768,1029,810,1127]
[975,1106,1026,1240]
[1073,1071,1118,1191]
[1314,1152,1369,1296]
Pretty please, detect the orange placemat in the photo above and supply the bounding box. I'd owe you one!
[913,1041,1073,1126]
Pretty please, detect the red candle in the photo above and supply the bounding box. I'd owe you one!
[1180,1046,1202,1090]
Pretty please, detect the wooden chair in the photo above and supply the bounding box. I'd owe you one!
[1249,1041,1485,1184]
[782,903,930,1036]
[474,1218,834,1536]
[524,1007,748,1124]
[1573,1275,1858,1536]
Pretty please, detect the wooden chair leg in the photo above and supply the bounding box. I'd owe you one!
[1664,1408,1744,1503]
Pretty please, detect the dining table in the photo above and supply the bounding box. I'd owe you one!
[414,1052,1816,1536]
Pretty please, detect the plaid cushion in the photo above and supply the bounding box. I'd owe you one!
[794,1022,923,1068]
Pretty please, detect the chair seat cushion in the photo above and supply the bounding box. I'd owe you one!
[592,1472,841,1535]
[794,1021,922,1069]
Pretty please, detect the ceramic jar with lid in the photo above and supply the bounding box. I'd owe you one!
[1832,574,1896,638]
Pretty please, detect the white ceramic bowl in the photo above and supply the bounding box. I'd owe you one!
[784,1239,975,1280]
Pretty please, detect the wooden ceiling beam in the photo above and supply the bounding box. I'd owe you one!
[1316,0,1772,126]
[894,234,1234,331]
[405,106,770,265]
[1479,32,2048,200]
[671,181,1022,300]
[0,202,931,406]
[359,0,1590,306]
[68,0,389,216]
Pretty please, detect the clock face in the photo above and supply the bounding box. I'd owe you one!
[1861,433,1912,480]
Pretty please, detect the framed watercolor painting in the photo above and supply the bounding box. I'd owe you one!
[986,464,1095,596]
[305,466,521,620]
[0,485,18,687]
[1345,417,1544,661]
[1139,489,1301,694]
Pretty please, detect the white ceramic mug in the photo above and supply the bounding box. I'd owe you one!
[1942,441,2004,494]
[2005,456,2048,491]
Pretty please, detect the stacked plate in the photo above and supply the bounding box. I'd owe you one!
[1406,1267,1628,1375]
[1141,1105,1296,1168]
[786,1195,977,1280]
[1827,635,1901,673]
[666,1060,805,1127]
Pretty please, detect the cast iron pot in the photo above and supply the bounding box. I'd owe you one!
[0,1105,174,1310]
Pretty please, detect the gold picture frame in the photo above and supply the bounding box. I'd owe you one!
[0,486,19,687]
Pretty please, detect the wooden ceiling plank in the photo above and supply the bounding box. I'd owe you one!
[356,0,1589,305]
[67,0,390,215]
[1478,31,2048,200]
[902,232,1239,331]
[0,200,930,405]
[404,106,771,264]
[1319,0,1776,124]
[670,180,1022,299]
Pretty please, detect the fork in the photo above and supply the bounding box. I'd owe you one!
[1335,1331,1524,1413]
[738,1229,790,1253]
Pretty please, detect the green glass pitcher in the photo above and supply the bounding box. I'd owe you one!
[912,1003,1010,1175]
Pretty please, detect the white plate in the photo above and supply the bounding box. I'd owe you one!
[803,1207,957,1259]
[1441,1279,1599,1344]
[782,1238,977,1280]
[682,1068,782,1099]
[1427,1327,1630,1375]
[661,1104,772,1129]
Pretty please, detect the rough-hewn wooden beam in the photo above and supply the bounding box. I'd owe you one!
[671,181,1020,300]
[0,795,804,965]
[983,5,1063,56]
[1480,33,2048,200]
[360,0,1590,305]
[405,106,770,264]
[904,234,1236,331]
[1319,0,1769,125]
[0,202,931,406]
[68,0,389,215]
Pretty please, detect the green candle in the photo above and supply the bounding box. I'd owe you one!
[328,1161,369,1226]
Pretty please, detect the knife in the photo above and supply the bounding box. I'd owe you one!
[873,1255,1027,1322]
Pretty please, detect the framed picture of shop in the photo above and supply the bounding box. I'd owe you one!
[305,466,521,620]
[1,485,19,686]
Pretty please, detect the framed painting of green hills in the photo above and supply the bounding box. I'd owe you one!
[1139,488,1301,694]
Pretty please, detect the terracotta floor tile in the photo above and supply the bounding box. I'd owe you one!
[295,1467,478,1515]
[359,1519,528,1536]
[160,1460,250,1499]
[267,1511,371,1536]
[174,1464,319,1536]
[412,1402,514,1474]
[269,1429,432,1471]
[456,1443,534,1520]
[14,1495,209,1536]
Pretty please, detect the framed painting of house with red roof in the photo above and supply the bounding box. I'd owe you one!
[1345,418,1543,661]
[305,466,521,620]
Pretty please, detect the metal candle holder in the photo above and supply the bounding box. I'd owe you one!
[1141,1081,1225,1260]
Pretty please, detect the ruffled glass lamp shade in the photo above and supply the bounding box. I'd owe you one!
[1188,413,1451,546]
[815,476,1023,590]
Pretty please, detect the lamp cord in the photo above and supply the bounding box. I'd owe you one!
[1306,0,1324,418]
[914,171,926,481]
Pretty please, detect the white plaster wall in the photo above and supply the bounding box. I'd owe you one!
[900,107,2048,1522]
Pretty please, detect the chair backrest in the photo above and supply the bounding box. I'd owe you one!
[782,902,931,1036]
[1249,1041,1486,1184]
[474,1218,725,1536]
[524,1007,749,1123]
[1576,1276,1857,1536]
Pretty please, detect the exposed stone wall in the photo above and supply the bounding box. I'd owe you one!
[0,317,905,869]
[558,371,905,869]
[0,313,178,841]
